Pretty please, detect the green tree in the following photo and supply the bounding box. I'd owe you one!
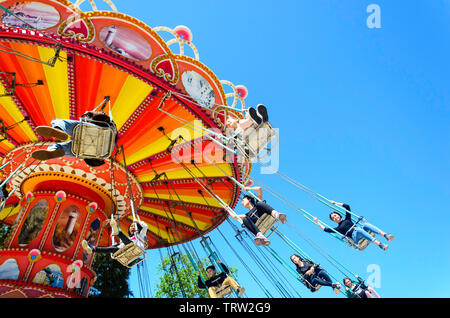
[155,252,237,298]
[88,253,133,298]
[0,223,12,248]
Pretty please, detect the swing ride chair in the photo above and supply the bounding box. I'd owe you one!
[351,281,368,298]
[111,237,148,268]
[215,284,233,298]
[302,277,322,292]
[255,213,280,238]
[70,117,117,160]
[240,121,279,160]
[352,230,375,251]
[343,217,375,251]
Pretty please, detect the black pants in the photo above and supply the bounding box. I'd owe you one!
[243,201,274,236]
[93,232,132,254]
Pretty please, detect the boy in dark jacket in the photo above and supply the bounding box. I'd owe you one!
[197,260,245,298]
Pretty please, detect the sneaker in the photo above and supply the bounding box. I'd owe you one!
[36,126,69,141]
[237,287,245,297]
[81,240,93,255]
[254,238,264,246]
[256,104,269,122]
[110,218,119,236]
[332,282,341,290]
[254,232,267,246]
[379,243,389,251]
[384,234,394,242]
[278,213,287,224]
[272,211,287,224]
[248,107,262,125]
[32,148,65,161]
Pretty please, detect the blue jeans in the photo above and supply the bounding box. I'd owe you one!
[310,269,333,287]
[47,119,97,157]
[351,222,382,243]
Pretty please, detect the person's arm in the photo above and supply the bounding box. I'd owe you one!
[330,200,351,220]
[313,217,333,232]
[305,261,316,275]
[342,203,352,220]
[217,260,229,274]
[305,267,315,276]
[230,213,246,221]
[244,186,263,201]
[138,221,148,236]
[355,275,365,284]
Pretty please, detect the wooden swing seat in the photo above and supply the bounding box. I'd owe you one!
[255,213,279,238]
[71,123,116,160]
[111,242,147,268]
[311,283,322,292]
[241,122,278,160]
[347,230,375,251]
[214,285,233,298]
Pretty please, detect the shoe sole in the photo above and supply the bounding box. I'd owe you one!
[254,238,265,246]
[257,104,269,122]
[386,235,394,242]
[32,149,65,161]
[278,214,287,224]
[36,126,69,141]
[248,108,262,125]
[238,288,245,297]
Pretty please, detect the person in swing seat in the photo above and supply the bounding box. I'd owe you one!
[81,218,148,256]
[343,275,381,298]
[290,254,341,294]
[230,186,287,246]
[313,200,394,251]
[31,110,117,167]
[224,104,269,160]
[197,260,245,298]
[225,104,270,136]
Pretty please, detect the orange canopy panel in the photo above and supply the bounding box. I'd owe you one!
[0,0,248,248]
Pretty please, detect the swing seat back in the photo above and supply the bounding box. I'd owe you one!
[71,123,116,160]
[311,283,322,292]
[111,242,147,268]
[255,213,279,237]
[301,277,322,292]
[242,122,278,160]
[215,285,233,298]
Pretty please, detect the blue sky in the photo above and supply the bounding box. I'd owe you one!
[87,0,450,298]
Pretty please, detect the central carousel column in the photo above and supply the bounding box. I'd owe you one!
[0,144,143,298]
